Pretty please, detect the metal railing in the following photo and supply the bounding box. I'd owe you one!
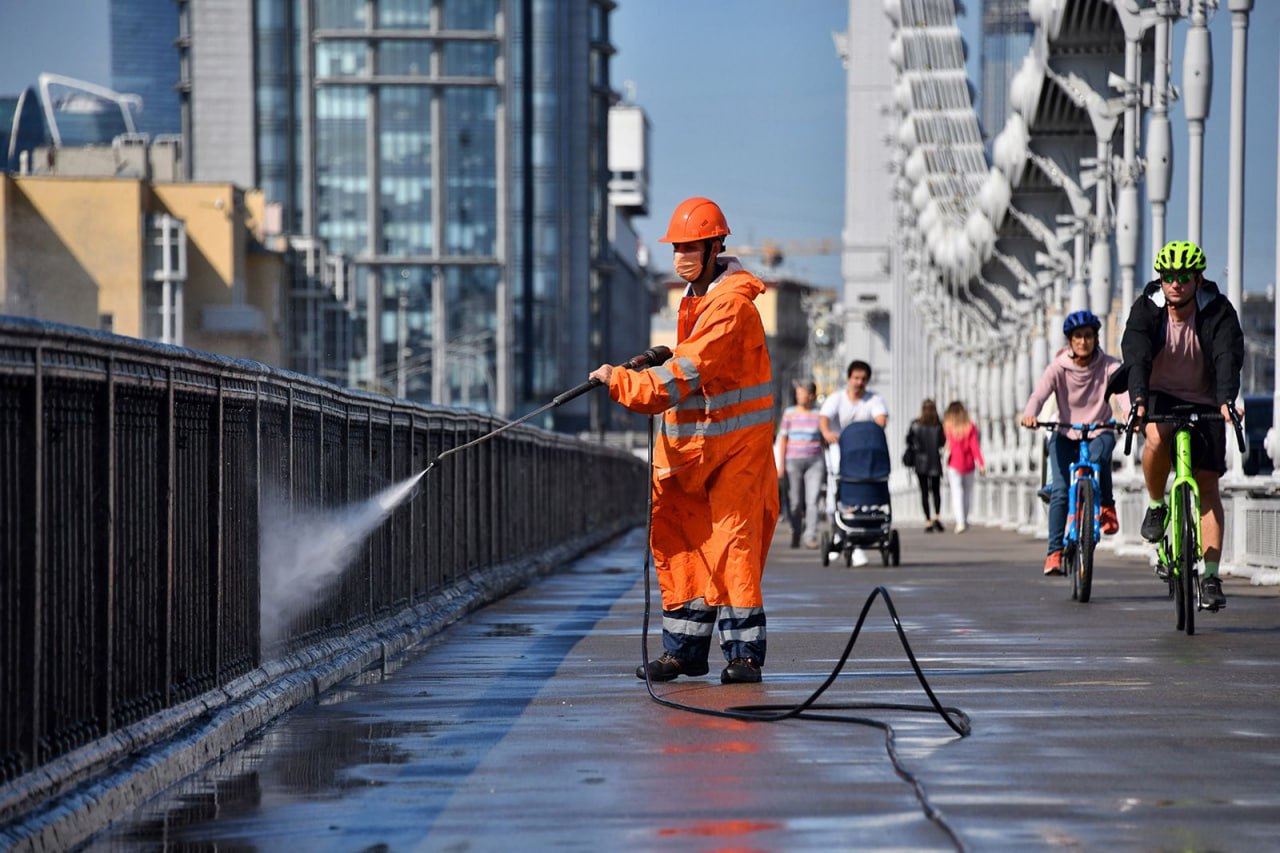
[889,444,1280,577]
[0,317,646,786]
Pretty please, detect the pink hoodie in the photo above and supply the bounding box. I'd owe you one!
[945,424,985,474]
[1023,346,1123,440]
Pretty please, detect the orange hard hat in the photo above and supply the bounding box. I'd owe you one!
[658,197,731,243]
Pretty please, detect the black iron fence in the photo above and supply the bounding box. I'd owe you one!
[0,317,647,785]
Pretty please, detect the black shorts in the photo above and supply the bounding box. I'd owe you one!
[1149,392,1226,475]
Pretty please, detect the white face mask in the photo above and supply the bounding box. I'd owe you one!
[674,251,704,282]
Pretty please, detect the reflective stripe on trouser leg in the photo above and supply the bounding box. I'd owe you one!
[662,598,715,665]
[718,606,766,665]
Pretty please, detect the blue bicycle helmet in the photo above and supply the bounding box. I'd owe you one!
[1063,310,1101,337]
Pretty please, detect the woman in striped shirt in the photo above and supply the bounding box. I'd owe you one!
[777,380,826,548]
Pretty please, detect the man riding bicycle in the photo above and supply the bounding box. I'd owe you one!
[1121,240,1244,609]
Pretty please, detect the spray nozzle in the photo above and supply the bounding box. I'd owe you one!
[623,346,673,371]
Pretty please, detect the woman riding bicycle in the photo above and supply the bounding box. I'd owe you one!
[1021,310,1124,576]
[1120,240,1245,609]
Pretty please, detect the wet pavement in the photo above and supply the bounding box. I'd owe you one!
[85,521,1280,851]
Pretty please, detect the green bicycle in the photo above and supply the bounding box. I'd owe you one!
[1123,405,1244,635]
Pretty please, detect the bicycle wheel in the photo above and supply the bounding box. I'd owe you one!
[1172,540,1186,632]
[1180,486,1198,636]
[1075,479,1095,603]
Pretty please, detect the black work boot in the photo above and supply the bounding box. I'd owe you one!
[636,653,709,682]
[720,657,762,684]
[1140,504,1168,542]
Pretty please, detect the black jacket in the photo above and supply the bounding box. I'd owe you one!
[1120,278,1244,406]
[906,419,945,477]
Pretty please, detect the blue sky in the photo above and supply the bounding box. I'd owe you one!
[3,0,1277,293]
[611,0,849,287]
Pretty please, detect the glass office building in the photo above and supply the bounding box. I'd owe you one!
[186,0,619,426]
[980,0,1033,146]
[109,0,183,136]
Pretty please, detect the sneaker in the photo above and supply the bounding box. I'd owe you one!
[635,653,709,682]
[720,657,762,684]
[790,528,801,549]
[802,536,819,550]
[924,522,936,533]
[955,523,967,534]
[1140,504,1168,542]
[1099,505,1119,536]
[1200,576,1227,609]
[851,547,870,567]
[1043,550,1064,576]
[931,519,945,532]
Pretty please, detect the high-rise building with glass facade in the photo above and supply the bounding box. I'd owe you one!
[180,0,630,428]
[980,0,1033,146]
[109,0,182,136]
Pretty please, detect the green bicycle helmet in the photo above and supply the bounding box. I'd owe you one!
[1154,240,1206,273]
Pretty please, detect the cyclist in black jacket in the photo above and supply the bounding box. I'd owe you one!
[1120,240,1244,609]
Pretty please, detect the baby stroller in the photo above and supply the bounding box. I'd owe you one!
[820,420,901,567]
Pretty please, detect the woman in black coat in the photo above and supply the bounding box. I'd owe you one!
[904,399,946,532]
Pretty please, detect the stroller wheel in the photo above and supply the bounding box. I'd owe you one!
[890,530,901,566]
[820,531,832,567]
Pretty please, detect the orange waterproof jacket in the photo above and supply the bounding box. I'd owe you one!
[609,259,779,608]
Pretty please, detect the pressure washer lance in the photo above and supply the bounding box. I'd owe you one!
[418,346,673,477]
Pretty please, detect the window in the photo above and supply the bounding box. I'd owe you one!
[316,41,369,77]
[144,214,187,344]
[315,0,366,30]
[443,0,497,31]
[377,40,432,76]
[379,0,431,29]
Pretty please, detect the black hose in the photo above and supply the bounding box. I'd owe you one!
[638,416,972,851]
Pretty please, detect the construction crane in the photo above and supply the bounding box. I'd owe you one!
[724,238,838,270]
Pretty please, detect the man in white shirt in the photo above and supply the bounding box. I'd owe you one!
[819,359,889,441]
[819,360,889,566]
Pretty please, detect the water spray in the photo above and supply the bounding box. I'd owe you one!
[260,348,672,637]
[259,470,427,641]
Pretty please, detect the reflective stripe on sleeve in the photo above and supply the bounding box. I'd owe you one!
[650,364,683,403]
[674,357,701,391]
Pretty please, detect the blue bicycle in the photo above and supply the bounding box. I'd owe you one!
[1034,421,1121,603]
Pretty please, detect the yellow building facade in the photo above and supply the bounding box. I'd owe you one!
[0,174,286,366]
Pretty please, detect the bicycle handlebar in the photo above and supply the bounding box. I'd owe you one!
[1031,420,1122,434]
[1120,405,1246,456]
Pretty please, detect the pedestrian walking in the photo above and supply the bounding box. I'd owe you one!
[905,399,946,532]
[589,196,777,684]
[777,379,826,549]
[942,400,985,533]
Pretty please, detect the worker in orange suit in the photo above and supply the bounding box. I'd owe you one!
[589,197,779,685]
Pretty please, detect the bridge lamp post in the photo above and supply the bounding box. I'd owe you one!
[1183,0,1212,245]
[1224,0,1253,479]
[1270,51,1280,479]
